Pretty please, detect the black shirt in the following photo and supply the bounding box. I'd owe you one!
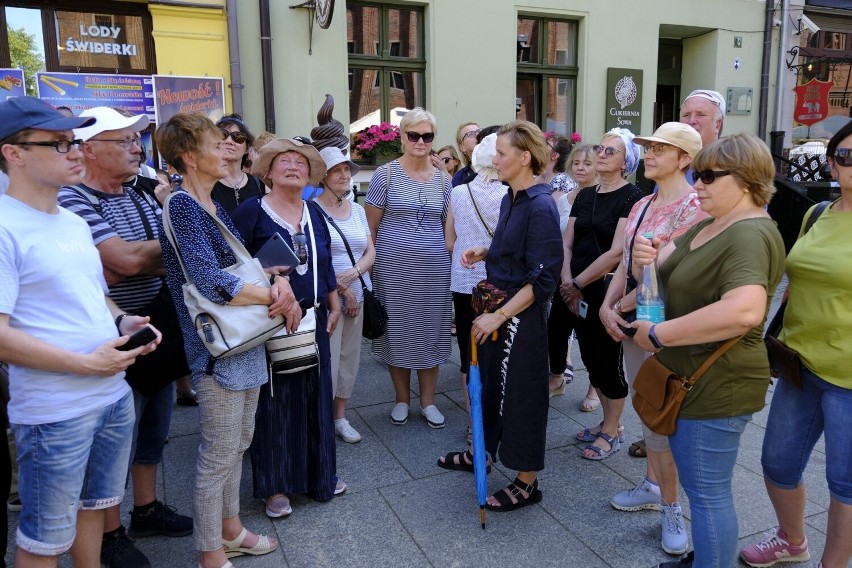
[211,174,265,214]
[485,183,563,303]
[569,183,644,276]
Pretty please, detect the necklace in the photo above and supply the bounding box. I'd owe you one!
[325,187,351,207]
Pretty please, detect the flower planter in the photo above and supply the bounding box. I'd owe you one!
[372,153,400,166]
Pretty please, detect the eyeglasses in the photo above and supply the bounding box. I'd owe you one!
[692,169,732,184]
[220,129,248,144]
[406,131,435,143]
[643,143,671,156]
[90,137,143,151]
[15,139,83,153]
[462,129,480,141]
[832,147,852,167]
[292,232,308,265]
[593,145,622,157]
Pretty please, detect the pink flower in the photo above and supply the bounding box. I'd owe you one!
[571,132,582,143]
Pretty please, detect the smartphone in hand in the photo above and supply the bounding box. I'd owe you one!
[117,326,157,351]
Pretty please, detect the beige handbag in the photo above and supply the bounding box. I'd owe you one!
[162,193,285,358]
[265,203,320,376]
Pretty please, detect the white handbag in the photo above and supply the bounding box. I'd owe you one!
[265,204,320,375]
[162,192,285,359]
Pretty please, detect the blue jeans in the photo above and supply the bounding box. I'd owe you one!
[761,365,852,504]
[669,414,751,568]
[12,392,134,555]
[131,382,175,466]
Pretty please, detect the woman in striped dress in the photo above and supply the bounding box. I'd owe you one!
[365,108,453,429]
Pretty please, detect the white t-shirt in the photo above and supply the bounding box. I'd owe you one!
[0,195,130,425]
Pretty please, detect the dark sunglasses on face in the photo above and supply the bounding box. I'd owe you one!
[220,129,248,144]
[832,147,852,167]
[692,169,732,184]
[593,145,622,157]
[292,232,308,265]
[406,131,435,143]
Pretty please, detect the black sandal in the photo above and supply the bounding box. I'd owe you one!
[485,477,542,512]
[437,450,491,474]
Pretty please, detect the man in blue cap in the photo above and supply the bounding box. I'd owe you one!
[0,96,160,567]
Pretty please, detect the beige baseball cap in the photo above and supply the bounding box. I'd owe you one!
[634,122,703,157]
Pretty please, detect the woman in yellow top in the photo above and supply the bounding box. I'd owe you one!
[740,122,852,568]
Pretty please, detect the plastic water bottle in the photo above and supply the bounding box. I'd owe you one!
[636,232,665,323]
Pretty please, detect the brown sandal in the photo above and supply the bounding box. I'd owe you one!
[629,439,647,458]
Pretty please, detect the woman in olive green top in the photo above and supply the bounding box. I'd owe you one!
[631,133,785,568]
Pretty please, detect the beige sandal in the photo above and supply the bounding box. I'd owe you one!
[222,527,277,558]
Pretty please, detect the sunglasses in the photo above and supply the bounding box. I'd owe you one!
[220,129,248,144]
[593,145,622,157]
[406,131,435,143]
[462,129,481,141]
[832,148,852,167]
[692,169,732,184]
[292,232,308,265]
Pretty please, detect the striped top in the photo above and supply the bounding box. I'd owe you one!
[366,160,452,368]
[314,200,373,305]
[449,177,504,294]
[58,184,163,312]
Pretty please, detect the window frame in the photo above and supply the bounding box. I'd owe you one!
[347,1,426,126]
[516,13,579,134]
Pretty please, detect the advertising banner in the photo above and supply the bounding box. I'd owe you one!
[153,76,226,123]
[36,71,155,120]
[0,69,26,100]
[605,68,643,133]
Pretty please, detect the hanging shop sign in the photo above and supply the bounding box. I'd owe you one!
[0,69,26,99]
[605,68,643,132]
[55,11,148,70]
[153,75,226,123]
[36,72,155,120]
[792,78,832,127]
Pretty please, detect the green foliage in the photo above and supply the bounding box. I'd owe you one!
[7,25,44,97]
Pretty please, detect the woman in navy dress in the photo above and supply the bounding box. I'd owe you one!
[438,120,563,511]
[231,138,345,519]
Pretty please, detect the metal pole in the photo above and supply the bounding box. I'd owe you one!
[259,0,276,133]
[226,0,243,116]
[773,0,790,137]
[758,1,774,139]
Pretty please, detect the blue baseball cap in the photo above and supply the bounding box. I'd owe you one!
[0,96,95,141]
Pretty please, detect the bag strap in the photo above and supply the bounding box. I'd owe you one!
[626,197,653,278]
[304,202,319,308]
[465,183,494,238]
[685,334,743,385]
[316,205,369,291]
[162,191,255,287]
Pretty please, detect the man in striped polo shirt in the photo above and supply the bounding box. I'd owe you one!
[58,107,192,568]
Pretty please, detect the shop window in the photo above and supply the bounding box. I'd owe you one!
[347,2,425,135]
[516,15,579,136]
[0,2,154,79]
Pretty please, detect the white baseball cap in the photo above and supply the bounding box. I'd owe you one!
[684,90,726,116]
[74,107,149,141]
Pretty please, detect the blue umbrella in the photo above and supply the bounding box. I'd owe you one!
[468,332,488,529]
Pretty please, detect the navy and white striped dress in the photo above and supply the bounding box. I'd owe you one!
[366,160,452,369]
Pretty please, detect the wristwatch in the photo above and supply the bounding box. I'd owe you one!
[572,279,583,291]
[648,324,665,349]
[613,300,624,316]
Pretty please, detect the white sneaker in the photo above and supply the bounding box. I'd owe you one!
[611,477,662,512]
[334,418,362,443]
[660,502,689,555]
[390,402,409,425]
[421,404,445,428]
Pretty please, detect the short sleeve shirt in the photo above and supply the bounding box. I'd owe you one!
[656,218,785,419]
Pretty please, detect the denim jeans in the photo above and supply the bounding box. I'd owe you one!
[131,382,175,465]
[762,365,852,504]
[12,392,134,555]
[668,414,751,568]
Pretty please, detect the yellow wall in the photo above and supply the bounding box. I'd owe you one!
[149,3,232,110]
